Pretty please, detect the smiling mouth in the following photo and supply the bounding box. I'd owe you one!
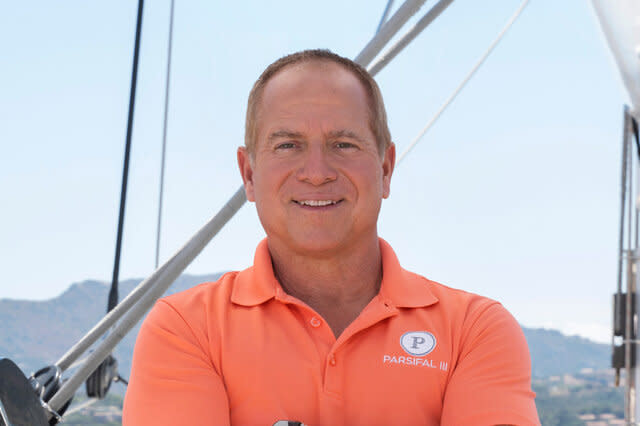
[293,199,343,207]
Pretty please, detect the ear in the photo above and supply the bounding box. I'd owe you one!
[237,147,256,202]
[382,142,395,199]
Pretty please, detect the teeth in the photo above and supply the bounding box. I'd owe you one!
[297,200,337,206]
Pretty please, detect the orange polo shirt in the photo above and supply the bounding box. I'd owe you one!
[123,239,539,425]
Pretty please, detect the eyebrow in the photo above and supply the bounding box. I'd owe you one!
[326,129,366,144]
[267,129,366,143]
[267,130,304,143]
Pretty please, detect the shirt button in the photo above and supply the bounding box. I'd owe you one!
[329,354,336,366]
[310,317,322,328]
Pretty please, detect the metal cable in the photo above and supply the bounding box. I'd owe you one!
[368,0,454,76]
[633,116,640,160]
[625,109,635,421]
[618,107,630,295]
[629,122,634,266]
[108,0,145,312]
[396,0,531,166]
[375,0,395,35]
[83,0,144,403]
[155,0,176,269]
[355,0,427,68]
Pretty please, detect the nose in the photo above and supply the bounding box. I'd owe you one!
[296,144,337,185]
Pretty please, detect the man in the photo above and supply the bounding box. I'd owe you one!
[123,49,539,425]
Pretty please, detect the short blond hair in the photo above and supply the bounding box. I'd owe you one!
[245,49,391,155]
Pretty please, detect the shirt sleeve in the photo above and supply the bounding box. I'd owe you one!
[122,299,230,426]
[440,302,540,426]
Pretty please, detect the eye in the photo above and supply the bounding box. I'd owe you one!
[335,141,358,150]
[275,142,297,150]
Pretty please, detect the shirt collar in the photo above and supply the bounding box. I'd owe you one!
[377,238,439,308]
[232,239,279,306]
[231,238,439,309]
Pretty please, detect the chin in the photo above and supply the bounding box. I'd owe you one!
[295,236,345,255]
[274,232,351,258]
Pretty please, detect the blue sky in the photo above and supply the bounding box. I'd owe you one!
[0,1,626,343]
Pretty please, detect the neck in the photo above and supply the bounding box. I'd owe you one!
[268,236,382,337]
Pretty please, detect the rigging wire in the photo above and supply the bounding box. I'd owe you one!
[617,107,630,296]
[368,0,454,76]
[155,0,176,269]
[108,0,145,312]
[375,0,395,35]
[633,115,640,160]
[82,0,144,409]
[396,0,530,166]
[628,126,633,267]
[355,0,427,68]
[624,109,634,416]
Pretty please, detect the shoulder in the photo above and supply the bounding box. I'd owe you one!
[380,239,506,325]
[162,272,238,310]
[424,280,538,423]
[403,277,539,423]
[426,276,528,361]
[140,272,239,335]
[134,272,242,366]
[421,275,500,312]
[403,271,527,356]
[145,271,241,332]
[415,272,513,329]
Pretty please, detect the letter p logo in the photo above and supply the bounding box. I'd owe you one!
[400,331,436,356]
[410,336,426,349]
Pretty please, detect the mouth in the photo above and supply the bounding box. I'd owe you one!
[292,199,343,207]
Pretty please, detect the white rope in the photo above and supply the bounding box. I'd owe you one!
[396,0,531,165]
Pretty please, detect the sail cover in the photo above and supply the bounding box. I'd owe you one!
[591,0,640,113]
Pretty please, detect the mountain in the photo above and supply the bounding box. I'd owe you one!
[0,274,611,388]
[523,327,610,378]
[0,273,222,393]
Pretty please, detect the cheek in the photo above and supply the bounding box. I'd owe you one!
[355,162,385,193]
[252,164,288,203]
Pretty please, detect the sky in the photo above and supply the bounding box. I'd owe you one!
[0,1,628,343]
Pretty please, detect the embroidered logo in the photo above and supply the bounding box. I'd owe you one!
[400,331,436,356]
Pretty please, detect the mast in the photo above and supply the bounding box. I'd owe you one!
[590,1,640,421]
[612,105,640,424]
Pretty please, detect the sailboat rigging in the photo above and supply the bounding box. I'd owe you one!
[1,0,637,423]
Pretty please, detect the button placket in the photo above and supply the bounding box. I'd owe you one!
[324,351,341,397]
[328,353,336,366]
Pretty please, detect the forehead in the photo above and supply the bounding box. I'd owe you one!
[263,60,366,97]
[255,61,371,132]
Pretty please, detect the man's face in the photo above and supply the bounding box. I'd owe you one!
[238,61,395,256]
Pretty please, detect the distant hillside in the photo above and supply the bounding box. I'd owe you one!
[523,327,610,378]
[0,275,611,385]
[0,273,222,392]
